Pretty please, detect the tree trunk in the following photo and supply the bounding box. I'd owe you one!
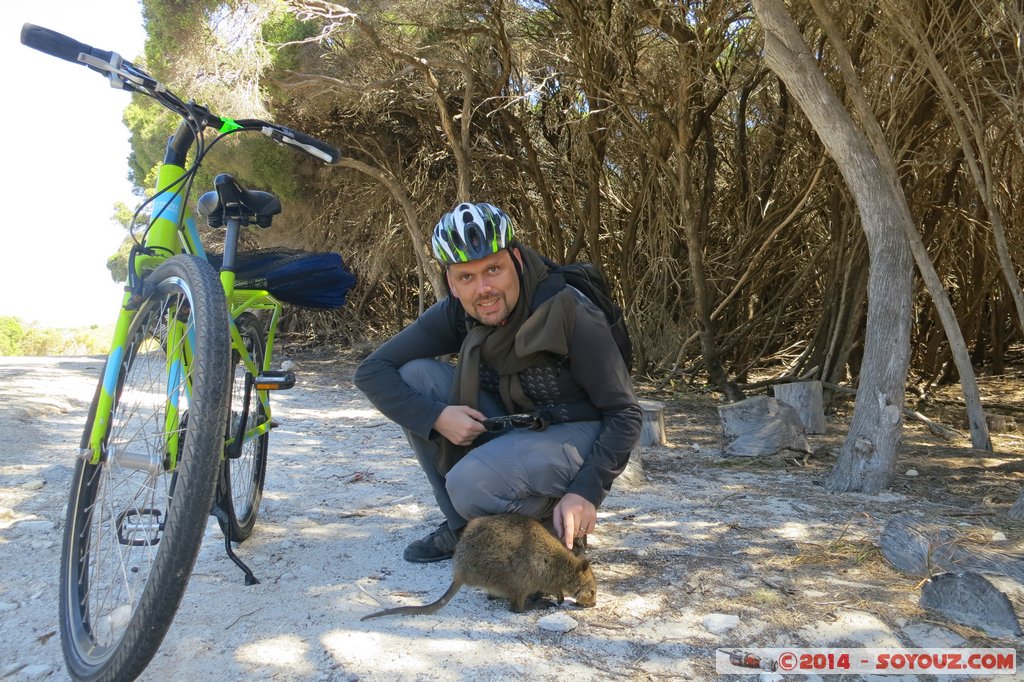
[810,0,991,451]
[752,0,915,493]
[822,235,869,386]
[885,3,1024,339]
[676,45,745,403]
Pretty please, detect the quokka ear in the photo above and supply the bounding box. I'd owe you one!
[579,557,591,571]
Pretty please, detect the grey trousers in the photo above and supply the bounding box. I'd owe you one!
[398,359,601,531]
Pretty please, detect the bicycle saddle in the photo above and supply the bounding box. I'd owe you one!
[197,173,282,228]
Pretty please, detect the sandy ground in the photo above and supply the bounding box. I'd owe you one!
[1,353,1023,681]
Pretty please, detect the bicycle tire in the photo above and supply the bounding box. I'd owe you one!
[59,255,231,682]
[216,311,269,542]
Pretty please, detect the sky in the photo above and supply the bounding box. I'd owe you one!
[2,1,146,327]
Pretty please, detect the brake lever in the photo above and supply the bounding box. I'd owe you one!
[78,51,161,92]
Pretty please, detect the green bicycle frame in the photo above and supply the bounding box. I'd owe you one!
[223,283,283,452]
[83,126,282,466]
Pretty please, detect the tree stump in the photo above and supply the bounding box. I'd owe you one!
[638,399,667,446]
[718,396,810,457]
[773,381,826,434]
[919,572,1022,638]
[619,401,668,486]
[879,514,1024,582]
[619,447,645,486]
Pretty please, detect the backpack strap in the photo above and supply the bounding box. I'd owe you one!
[531,255,568,310]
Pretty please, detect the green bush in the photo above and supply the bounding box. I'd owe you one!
[0,316,111,357]
[0,316,25,355]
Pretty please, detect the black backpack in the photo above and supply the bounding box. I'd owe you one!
[537,257,634,371]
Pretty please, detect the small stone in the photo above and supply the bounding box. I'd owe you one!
[904,469,919,477]
[21,479,46,491]
[691,443,701,451]
[538,612,578,632]
[280,360,295,371]
[702,613,739,634]
[760,674,784,682]
[991,531,1007,542]
[0,601,19,612]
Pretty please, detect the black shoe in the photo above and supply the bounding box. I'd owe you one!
[403,522,460,563]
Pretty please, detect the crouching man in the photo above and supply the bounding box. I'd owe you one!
[353,201,641,561]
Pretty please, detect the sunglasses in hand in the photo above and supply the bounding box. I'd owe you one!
[481,413,549,432]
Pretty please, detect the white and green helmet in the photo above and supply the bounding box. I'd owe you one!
[431,202,515,265]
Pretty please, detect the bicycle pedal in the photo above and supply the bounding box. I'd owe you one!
[254,370,295,390]
[116,508,164,546]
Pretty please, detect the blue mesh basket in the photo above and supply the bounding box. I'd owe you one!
[207,248,356,310]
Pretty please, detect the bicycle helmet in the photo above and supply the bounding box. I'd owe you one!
[431,202,515,265]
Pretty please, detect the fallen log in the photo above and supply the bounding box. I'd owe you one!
[881,514,1024,637]
[879,514,1024,582]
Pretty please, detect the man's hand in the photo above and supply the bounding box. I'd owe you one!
[433,405,487,446]
[553,492,597,551]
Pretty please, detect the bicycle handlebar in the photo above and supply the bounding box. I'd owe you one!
[20,23,341,165]
[263,125,340,164]
[20,23,117,69]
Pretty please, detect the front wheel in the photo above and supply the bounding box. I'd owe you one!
[216,311,269,541]
[59,255,230,682]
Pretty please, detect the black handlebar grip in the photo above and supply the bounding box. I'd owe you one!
[21,23,115,67]
[287,127,342,164]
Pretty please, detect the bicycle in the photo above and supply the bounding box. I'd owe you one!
[21,24,354,682]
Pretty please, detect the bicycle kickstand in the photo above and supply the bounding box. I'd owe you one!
[211,506,260,585]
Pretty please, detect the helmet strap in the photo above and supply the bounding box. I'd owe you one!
[506,243,523,277]
[508,243,527,312]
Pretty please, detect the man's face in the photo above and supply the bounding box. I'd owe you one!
[446,248,523,326]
